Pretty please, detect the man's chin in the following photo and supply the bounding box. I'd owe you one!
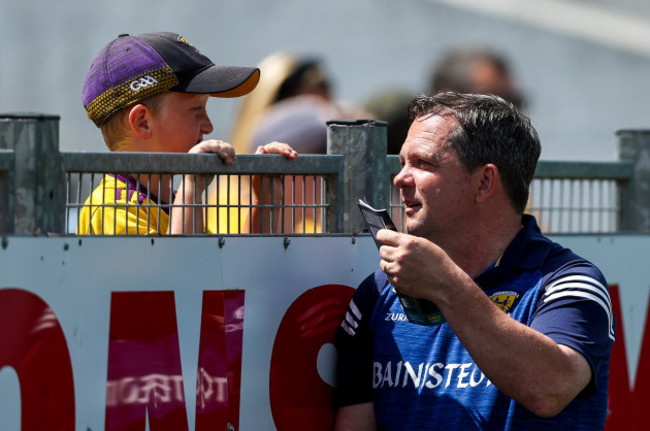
[405,221,424,237]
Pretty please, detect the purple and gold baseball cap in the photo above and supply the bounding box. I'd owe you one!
[82,32,260,127]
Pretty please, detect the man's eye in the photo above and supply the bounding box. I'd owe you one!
[415,159,430,168]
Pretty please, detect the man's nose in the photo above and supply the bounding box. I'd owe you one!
[393,165,412,187]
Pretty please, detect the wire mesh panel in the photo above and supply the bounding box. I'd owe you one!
[387,158,633,234]
[528,178,620,233]
[386,156,405,231]
[66,172,177,235]
[205,174,328,234]
[63,153,341,236]
[531,161,633,234]
[15,151,637,236]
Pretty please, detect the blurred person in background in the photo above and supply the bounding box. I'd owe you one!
[231,52,371,155]
[209,53,370,233]
[363,89,414,156]
[362,46,525,159]
[429,46,526,110]
[363,46,524,158]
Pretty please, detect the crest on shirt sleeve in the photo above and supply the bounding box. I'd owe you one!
[489,291,519,313]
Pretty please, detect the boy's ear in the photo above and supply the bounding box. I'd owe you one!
[127,104,153,139]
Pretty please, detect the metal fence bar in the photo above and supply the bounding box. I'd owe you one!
[531,160,634,233]
[533,160,635,179]
[62,152,345,235]
[1,114,648,235]
[42,151,650,235]
[0,149,15,233]
[327,119,389,234]
[61,152,344,175]
[617,130,650,232]
[0,114,64,235]
[386,157,634,234]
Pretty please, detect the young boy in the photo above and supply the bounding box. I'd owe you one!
[78,32,297,235]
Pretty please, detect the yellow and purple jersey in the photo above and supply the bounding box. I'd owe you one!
[77,174,169,235]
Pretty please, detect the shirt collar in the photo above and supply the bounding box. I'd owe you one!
[475,214,554,285]
[108,173,171,214]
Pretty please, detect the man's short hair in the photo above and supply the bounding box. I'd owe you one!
[407,92,541,213]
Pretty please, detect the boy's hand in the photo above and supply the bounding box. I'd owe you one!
[251,142,299,202]
[246,142,298,233]
[189,139,236,165]
[254,141,298,159]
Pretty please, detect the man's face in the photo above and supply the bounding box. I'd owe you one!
[394,114,477,243]
[148,92,214,153]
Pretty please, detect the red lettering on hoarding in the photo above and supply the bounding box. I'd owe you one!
[606,285,650,431]
[196,290,245,431]
[269,284,355,431]
[0,288,75,431]
[106,291,245,431]
[634,296,650,426]
[106,291,189,431]
[13,282,650,430]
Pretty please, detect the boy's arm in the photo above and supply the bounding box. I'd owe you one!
[167,140,297,235]
[168,140,236,235]
[243,142,298,233]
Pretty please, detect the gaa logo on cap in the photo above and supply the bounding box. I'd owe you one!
[130,75,159,92]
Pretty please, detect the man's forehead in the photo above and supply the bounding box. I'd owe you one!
[400,114,457,159]
[417,111,457,127]
[411,113,457,142]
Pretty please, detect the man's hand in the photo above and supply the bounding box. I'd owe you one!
[376,228,464,303]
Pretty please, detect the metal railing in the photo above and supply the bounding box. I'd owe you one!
[385,157,635,234]
[62,152,343,235]
[1,114,648,236]
[528,161,635,233]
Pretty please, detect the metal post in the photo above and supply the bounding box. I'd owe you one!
[616,129,650,233]
[327,119,388,234]
[0,114,64,235]
[0,149,15,233]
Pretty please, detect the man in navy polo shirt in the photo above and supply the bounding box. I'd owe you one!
[334,93,614,430]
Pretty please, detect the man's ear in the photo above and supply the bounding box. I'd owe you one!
[475,164,499,204]
[127,104,153,139]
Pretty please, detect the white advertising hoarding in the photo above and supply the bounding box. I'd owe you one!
[0,234,647,430]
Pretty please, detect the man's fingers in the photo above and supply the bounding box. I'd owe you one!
[376,228,400,245]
